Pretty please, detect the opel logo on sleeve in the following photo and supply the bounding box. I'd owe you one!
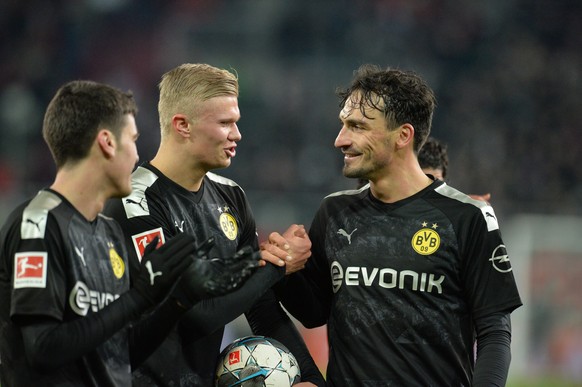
[489,244,512,273]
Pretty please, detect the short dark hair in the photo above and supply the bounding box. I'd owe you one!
[42,80,137,168]
[337,64,436,151]
[418,137,449,179]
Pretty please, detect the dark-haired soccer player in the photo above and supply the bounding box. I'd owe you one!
[104,63,324,386]
[0,80,258,386]
[419,136,491,202]
[275,65,522,385]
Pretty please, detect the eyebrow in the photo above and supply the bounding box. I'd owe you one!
[340,116,369,127]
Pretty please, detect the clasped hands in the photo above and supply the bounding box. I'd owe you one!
[259,224,312,275]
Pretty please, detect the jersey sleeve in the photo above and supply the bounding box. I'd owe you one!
[460,206,522,318]
[276,204,333,328]
[5,212,69,323]
[178,263,285,343]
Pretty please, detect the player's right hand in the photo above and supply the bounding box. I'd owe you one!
[173,238,260,308]
[261,224,312,274]
[133,233,197,305]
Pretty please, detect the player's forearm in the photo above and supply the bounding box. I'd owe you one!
[179,263,285,343]
[129,297,187,368]
[472,312,512,386]
[245,290,326,386]
[20,288,148,371]
[274,273,329,328]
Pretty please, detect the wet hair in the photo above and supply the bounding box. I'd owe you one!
[337,64,436,151]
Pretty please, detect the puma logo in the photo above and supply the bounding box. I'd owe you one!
[125,197,147,211]
[337,228,357,244]
[25,218,43,231]
[74,246,86,267]
[145,261,162,285]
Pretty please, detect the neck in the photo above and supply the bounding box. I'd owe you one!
[150,144,205,192]
[50,165,109,221]
[369,162,432,203]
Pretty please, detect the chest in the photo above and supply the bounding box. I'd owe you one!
[323,206,462,294]
[61,218,128,315]
[162,190,246,256]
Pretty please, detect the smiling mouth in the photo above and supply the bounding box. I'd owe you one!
[343,152,361,160]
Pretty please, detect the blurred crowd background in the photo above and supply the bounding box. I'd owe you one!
[1,0,582,222]
[1,0,581,384]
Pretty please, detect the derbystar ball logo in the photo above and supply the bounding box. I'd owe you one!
[131,228,165,262]
[14,252,47,289]
[228,349,241,365]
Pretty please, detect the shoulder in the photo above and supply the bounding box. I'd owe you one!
[311,185,369,221]
[325,184,368,200]
[205,172,246,198]
[206,172,242,189]
[131,165,160,192]
[115,166,161,219]
[20,190,66,240]
[432,183,499,232]
[322,185,368,206]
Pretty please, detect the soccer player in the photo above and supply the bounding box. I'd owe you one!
[419,136,491,202]
[104,64,324,386]
[275,65,523,385]
[0,80,259,386]
[417,136,450,181]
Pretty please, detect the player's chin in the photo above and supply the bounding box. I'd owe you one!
[112,183,133,199]
[217,157,233,169]
[342,166,363,179]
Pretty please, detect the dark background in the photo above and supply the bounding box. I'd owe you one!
[1,0,581,228]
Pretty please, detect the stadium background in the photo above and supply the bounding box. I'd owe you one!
[1,1,581,385]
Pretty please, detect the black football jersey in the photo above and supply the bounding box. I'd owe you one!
[104,162,281,386]
[297,180,522,386]
[0,189,131,387]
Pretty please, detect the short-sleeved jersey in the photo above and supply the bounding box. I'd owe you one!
[0,189,131,387]
[299,180,522,386]
[104,162,265,385]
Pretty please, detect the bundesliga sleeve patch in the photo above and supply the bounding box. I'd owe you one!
[131,228,165,262]
[14,252,48,289]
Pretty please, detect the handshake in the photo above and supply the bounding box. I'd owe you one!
[133,233,260,308]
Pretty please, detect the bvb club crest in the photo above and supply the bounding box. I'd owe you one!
[219,206,238,241]
[411,222,441,255]
[109,243,125,279]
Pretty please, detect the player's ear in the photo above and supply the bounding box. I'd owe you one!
[97,129,116,158]
[395,123,414,149]
[173,114,191,138]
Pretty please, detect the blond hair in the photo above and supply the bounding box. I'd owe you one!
[158,63,239,137]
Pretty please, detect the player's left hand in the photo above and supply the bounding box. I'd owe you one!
[260,224,311,274]
[173,238,261,308]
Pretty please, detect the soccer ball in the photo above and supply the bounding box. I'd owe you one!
[215,335,301,386]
